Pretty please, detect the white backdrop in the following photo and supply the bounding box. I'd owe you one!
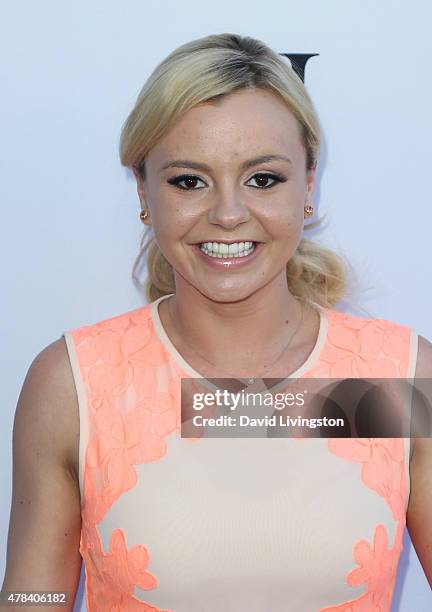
[1,1,431,609]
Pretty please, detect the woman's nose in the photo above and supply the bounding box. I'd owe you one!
[207,190,251,228]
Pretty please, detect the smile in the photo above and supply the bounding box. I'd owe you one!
[199,241,257,258]
[191,241,264,268]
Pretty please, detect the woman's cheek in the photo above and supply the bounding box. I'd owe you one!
[276,214,302,239]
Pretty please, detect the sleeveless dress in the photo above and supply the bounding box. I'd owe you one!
[62,293,419,612]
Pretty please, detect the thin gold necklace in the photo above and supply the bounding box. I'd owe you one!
[166,297,306,386]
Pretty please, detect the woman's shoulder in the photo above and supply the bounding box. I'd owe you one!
[64,302,153,341]
[325,305,414,333]
[317,305,422,380]
[323,305,417,352]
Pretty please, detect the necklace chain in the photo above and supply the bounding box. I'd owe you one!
[167,297,306,386]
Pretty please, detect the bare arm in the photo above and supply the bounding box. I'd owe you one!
[406,334,432,589]
[1,337,82,610]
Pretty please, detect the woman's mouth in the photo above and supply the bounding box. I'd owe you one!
[192,241,264,268]
[200,240,256,257]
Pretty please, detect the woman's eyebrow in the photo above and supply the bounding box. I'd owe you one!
[159,154,292,173]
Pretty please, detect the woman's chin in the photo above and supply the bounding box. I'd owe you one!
[191,284,263,304]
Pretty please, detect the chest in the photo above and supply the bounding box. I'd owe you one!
[93,435,408,611]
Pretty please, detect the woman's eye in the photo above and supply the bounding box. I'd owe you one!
[247,173,283,189]
[167,175,206,190]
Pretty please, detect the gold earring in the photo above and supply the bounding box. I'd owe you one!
[140,209,149,223]
[304,204,314,218]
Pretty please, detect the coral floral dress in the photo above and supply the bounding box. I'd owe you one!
[63,293,418,611]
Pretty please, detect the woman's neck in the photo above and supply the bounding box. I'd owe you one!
[158,280,319,378]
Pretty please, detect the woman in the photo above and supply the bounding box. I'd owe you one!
[2,33,431,611]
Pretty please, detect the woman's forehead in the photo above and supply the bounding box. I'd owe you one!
[171,89,299,136]
[148,91,303,170]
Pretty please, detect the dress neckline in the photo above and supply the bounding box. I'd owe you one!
[150,293,328,391]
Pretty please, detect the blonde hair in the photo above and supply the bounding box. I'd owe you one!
[119,32,351,309]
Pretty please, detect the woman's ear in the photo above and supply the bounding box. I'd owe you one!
[132,166,151,224]
[132,166,147,208]
[306,161,317,202]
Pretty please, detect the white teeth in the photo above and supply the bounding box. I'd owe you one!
[199,241,256,258]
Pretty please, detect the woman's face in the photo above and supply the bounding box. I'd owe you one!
[134,87,316,302]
